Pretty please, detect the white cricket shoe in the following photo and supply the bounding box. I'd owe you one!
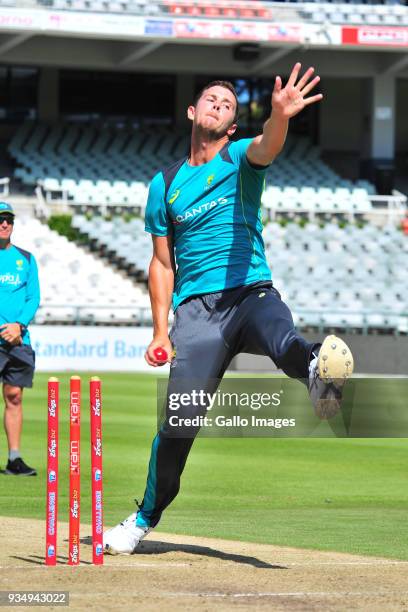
[103,512,151,555]
[308,335,354,420]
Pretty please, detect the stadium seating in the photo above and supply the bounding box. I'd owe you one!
[72,215,151,278]
[9,122,376,217]
[300,2,407,26]
[9,122,192,211]
[73,214,408,333]
[262,138,375,217]
[35,0,408,26]
[263,221,408,333]
[12,217,152,325]
[9,213,408,333]
[37,0,166,15]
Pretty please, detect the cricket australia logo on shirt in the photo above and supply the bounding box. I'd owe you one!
[168,189,180,205]
[173,197,228,224]
[204,174,215,190]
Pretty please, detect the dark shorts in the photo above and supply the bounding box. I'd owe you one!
[0,344,36,388]
[170,280,317,382]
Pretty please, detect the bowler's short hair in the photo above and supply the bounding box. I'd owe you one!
[194,81,239,123]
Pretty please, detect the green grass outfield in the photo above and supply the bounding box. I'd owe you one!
[1,372,407,560]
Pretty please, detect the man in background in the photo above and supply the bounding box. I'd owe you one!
[0,202,40,476]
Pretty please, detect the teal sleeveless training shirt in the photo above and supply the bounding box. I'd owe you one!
[144,137,272,310]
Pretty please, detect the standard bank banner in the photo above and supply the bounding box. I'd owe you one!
[30,326,166,372]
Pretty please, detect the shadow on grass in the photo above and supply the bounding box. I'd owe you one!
[138,540,286,569]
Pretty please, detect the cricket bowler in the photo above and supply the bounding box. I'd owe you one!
[104,64,354,554]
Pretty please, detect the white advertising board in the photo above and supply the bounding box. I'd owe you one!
[30,325,169,373]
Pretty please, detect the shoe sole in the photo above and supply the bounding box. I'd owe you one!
[104,546,132,556]
[318,335,354,382]
[315,392,343,420]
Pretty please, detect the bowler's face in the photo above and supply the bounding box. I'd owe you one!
[189,86,237,137]
[0,214,13,242]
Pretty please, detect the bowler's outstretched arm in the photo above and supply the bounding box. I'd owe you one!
[247,63,323,167]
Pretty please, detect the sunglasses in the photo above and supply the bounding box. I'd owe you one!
[0,215,14,225]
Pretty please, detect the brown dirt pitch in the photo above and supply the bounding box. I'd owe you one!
[1,517,408,611]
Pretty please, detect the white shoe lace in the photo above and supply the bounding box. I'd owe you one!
[308,356,319,388]
[120,512,137,529]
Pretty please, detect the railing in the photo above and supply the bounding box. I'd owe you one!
[369,190,407,219]
[34,303,155,326]
[35,181,408,224]
[293,308,408,335]
[34,184,52,219]
[35,182,146,216]
[0,177,10,198]
[262,190,407,223]
[34,304,407,333]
